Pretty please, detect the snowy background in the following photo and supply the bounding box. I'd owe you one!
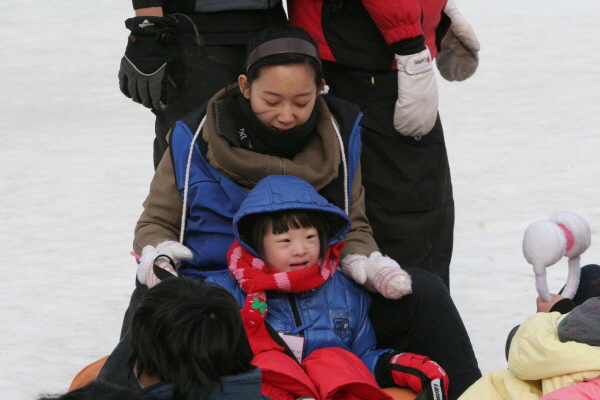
[2,1,600,398]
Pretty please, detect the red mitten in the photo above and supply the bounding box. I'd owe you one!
[376,353,449,400]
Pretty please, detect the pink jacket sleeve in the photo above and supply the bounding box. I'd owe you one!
[540,377,600,400]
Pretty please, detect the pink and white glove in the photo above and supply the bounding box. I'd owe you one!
[136,241,193,288]
[341,252,412,299]
[436,0,480,82]
[393,46,438,139]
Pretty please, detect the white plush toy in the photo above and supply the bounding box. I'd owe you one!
[522,211,591,302]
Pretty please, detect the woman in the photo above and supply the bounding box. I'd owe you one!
[101,26,481,400]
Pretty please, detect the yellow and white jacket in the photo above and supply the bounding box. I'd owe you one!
[459,312,600,400]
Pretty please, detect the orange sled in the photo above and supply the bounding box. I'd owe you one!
[68,356,109,392]
[67,356,416,399]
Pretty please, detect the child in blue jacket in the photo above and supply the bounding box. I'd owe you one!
[203,175,448,400]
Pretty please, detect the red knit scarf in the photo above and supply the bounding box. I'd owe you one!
[227,239,345,356]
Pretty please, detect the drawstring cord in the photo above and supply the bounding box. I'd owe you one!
[179,114,349,242]
[170,13,204,46]
[330,116,349,215]
[180,115,207,243]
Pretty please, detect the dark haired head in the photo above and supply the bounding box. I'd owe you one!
[37,381,142,400]
[238,209,345,262]
[126,277,252,399]
[244,25,323,89]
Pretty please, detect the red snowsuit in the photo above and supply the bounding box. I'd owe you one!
[254,347,393,400]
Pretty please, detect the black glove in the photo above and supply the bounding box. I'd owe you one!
[118,16,177,110]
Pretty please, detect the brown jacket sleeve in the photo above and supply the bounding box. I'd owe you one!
[133,150,182,254]
[342,162,379,258]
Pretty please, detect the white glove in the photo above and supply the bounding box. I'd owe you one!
[136,241,194,288]
[393,46,438,138]
[436,0,480,82]
[341,252,412,299]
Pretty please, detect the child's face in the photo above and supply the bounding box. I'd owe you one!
[263,227,320,272]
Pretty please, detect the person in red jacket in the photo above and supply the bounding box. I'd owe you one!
[288,0,480,290]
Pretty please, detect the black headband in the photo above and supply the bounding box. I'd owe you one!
[246,38,321,73]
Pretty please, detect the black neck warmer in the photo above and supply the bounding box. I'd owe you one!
[235,95,318,158]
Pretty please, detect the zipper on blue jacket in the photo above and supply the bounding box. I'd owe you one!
[288,294,304,335]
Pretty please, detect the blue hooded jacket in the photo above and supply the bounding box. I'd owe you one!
[206,175,392,375]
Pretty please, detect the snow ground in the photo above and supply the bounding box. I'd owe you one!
[2,1,600,398]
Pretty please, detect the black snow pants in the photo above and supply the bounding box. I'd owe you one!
[149,8,287,168]
[323,61,454,289]
[151,40,246,169]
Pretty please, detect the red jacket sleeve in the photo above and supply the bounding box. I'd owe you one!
[360,0,424,45]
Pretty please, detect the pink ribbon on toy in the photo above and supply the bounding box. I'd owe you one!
[557,224,575,252]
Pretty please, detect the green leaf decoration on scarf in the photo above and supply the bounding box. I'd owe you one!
[251,297,268,315]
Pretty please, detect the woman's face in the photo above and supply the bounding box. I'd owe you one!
[239,64,325,131]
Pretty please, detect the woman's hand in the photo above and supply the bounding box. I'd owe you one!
[137,241,193,288]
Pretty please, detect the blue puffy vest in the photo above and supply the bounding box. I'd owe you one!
[169,96,362,275]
